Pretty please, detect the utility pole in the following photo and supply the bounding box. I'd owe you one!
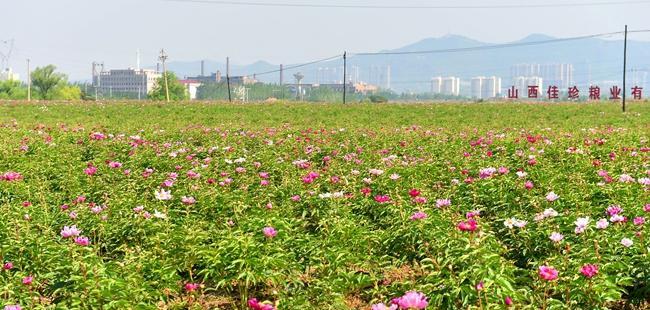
[343,52,347,104]
[622,25,628,112]
[226,57,232,103]
[159,49,170,102]
[26,58,31,101]
[280,64,284,99]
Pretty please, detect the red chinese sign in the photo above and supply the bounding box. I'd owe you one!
[504,85,643,100]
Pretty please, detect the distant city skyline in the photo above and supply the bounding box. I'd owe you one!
[2,0,650,82]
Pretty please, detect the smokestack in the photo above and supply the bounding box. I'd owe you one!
[201,60,205,77]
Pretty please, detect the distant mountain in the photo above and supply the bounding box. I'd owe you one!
[167,34,650,93]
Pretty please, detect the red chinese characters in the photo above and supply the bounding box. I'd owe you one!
[609,86,621,100]
[589,86,601,100]
[568,86,580,100]
[528,86,539,99]
[507,86,518,99]
[631,86,643,100]
[547,86,559,100]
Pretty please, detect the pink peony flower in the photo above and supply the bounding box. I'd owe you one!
[1,171,23,182]
[621,238,633,247]
[74,236,90,246]
[546,192,559,202]
[181,196,196,205]
[3,262,13,270]
[108,161,122,169]
[4,305,21,310]
[60,225,81,238]
[524,180,534,190]
[395,291,428,309]
[457,219,478,232]
[374,195,391,204]
[22,276,33,285]
[539,265,558,281]
[504,296,513,306]
[184,282,199,292]
[606,205,623,216]
[371,303,397,310]
[549,232,564,243]
[436,198,451,208]
[409,211,428,221]
[408,189,421,197]
[633,217,645,226]
[580,264,598,278]
[262,226,277,238]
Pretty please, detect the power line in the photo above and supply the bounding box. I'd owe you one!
[351,30,650,56]
[166,0,650,9]
[250,54,342,77]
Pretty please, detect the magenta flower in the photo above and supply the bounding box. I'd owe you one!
[457,219,478,232]
[475,281,484,291]
[633,217,645,226]
[3,262,13,270]
[291,195,301,202]
[409,212,428,221]
[1,171,23,182]
[644,204,650,212]
[184,282,199,292]
[504,296,513,306]
[524,181,534,190]
[248,298,276,310]
[606,205,623,216]
[538,265,558,281]
[108,161,122,169]
[395,291,428,309]
[22,276,33,285]
[374,195,391,204]
[580,264,598,278]
[4,305,21,310]
[60,225,81,238]
[262,226,277,238]
[74,236,90,246]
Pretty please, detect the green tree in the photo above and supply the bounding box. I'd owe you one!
[149,72,188,101]
[31,65,67,99]
[54,85,82,100]
[0,80,27,99]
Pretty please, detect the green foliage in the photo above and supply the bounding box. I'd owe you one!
[0,80,27,99]
[149,72,188,101]
[31,65,68,100]
[0,102,648,309]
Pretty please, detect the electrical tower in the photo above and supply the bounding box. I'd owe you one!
[159,49,170,102]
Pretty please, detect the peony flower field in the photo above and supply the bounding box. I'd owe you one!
[0,102,649,309]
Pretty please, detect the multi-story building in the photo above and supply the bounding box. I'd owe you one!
[482,76,502,99]
[0,68,19,81]
[471,76,502,99]
[511,63,573,89]
[94,68,161,97]
[513,76,544,97]
[432,76,460,96]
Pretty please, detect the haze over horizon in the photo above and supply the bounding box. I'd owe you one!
[2,0,650,82]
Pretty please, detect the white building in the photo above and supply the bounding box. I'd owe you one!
[511,63,573,89]
[94,68,161,98]
[471,76,502,99]
[432,76,460,96]
[0,68,19,81]
[513,76,544,97]
[482,76,502,99]
[179,79,201,100]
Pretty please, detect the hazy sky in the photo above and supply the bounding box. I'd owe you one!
[2,0,650,81]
